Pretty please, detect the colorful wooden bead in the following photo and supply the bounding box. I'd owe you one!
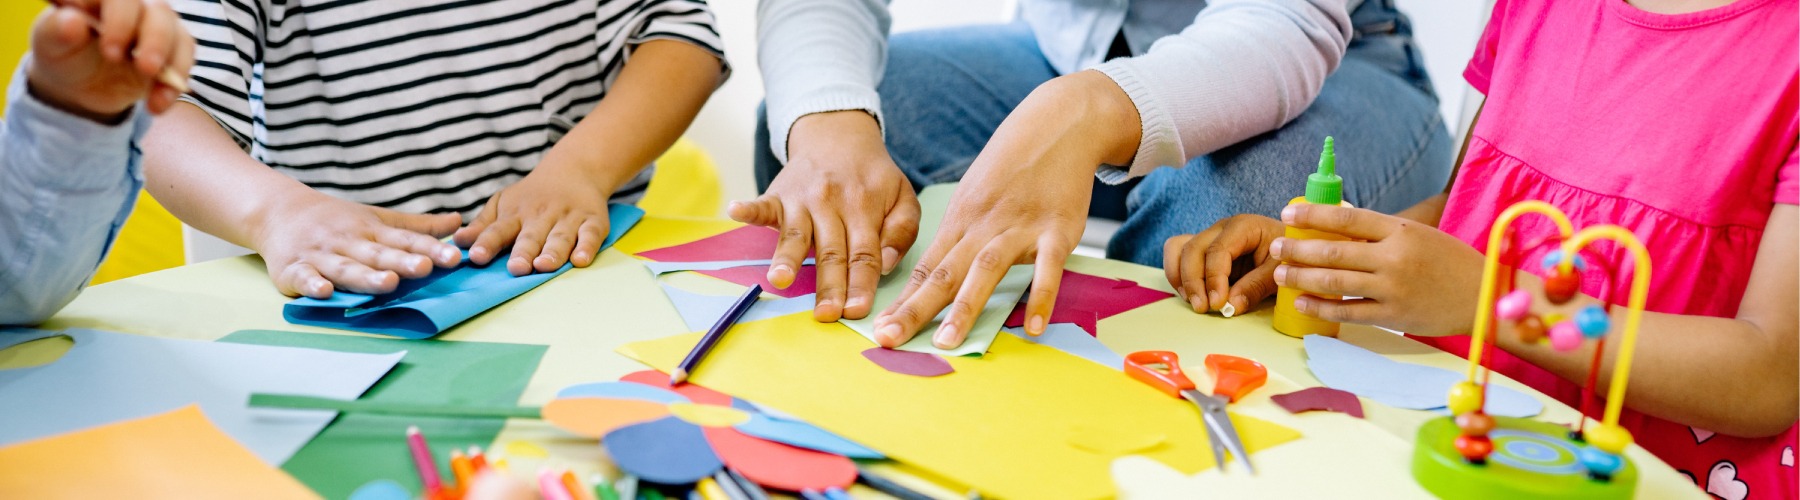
[1495,289,1532,321]
[1587,424,1633,454]
[1516,315,1547,344]
[1455,412,1496,437]
[1544,269,1581,304]
[1455,435,1494,463]
[1540,250,1588,272]
[1578,446,1625,479]
[1550,320,1584,351]
[1448,382,1484,415]
[1576,305,1610,338]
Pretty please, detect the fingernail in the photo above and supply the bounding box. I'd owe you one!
[1188,293,1205,312]
[1207,290,1220,310]
[876,323,902,344]
[881,247,900,275]
[846,296,867,310]
[440,247,459,263]
[768,265,794,288]
[470,248,488,262]
[1220,301,1237,318]
[933,324,959,347]
[1275,265,1290,286]
[1269,238,1285,259]
[572,251,589,263]
[369,274,386,287]
[1281,205,1298,224]
[1026,315,1046,336]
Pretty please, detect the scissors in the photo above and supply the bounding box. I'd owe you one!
[1125,351,1268,474]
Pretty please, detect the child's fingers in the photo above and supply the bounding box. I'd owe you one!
[1273,264,1380,299]
[313,254,400,295]
[1200,221,1265,312]
[1176,233,1212,312]
[766,203,811,290]
[1223,260,1280,318]
[97,0,143,63]
[342,240,433,279]
[467,217,521,266]
[275,263,332,299]
[1293,296,1383,324]
[569,217,608,267]
[376,227,461,267]
[1282,204,1397,241]
[1270,237,1381,272]
[508,216,554,276]
[1022,237,1068,336]
[454,195,504,248]
[1162,233,1191,296]
[532,216,580,273]
[130,0,177,76]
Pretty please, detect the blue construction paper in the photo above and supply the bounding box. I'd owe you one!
[658,284,817,332]
[0,328,403,464]
[1303,335,1542,417]
[284,204,645,338]
[605,416,723,484]
[1001,323,1124,370]
[734,414,884,459]
[348,480,411,500]
[557,382,691,404]
[644,258,815,275]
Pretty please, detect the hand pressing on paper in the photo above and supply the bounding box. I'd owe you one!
[454,163,617,277]
[731,110,921,322]
[257,192,464,299]
[26,0,195,123]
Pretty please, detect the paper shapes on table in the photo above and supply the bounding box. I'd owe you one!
[1270,387,1365,418]
[0,406,319,500]
[0,328,401,465]
[860,348,954,377]
[1002,323,1124,370]
[284,204,644,338]
[1303,335,1542,417]
[348,480,410,500]
[542,372,871,491]
[840,185,1032,357]
[1004,270,1174,337]
[659,284,817,332]
[636,225,818,298]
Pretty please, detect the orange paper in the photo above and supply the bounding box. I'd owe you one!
[0,406,319,499]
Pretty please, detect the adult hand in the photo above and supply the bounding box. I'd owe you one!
[1162,214,1287,317]
[26,0,194,122]
[1270,203,1484,335]
[255,191,463,299]
[730,110,920,322]
[872,71,1141,348]
[454,163,618,277]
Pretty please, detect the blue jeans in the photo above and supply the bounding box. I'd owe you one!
[754,1,1453,266]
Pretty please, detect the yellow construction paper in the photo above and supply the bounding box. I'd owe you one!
[611,216,744,256]
[617,312,1301,499]
[669,402,751,427]
[0,405,319,500]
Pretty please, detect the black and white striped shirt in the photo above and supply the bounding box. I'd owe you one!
[174,0,727,217]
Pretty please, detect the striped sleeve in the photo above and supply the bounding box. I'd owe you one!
[618,0,729,77]
[171,0,260,148]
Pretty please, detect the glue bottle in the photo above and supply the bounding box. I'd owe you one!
[1272,136,1352,338]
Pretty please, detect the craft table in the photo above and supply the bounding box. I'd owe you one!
[35,210,1700,499]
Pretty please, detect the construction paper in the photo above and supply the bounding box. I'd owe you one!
[1067,423,1167,456]
[505,440,549,458]
[0,328,401,465]
[248,393,541,418]
[620,370,735,406]
[219,330,545,499]
[635,225,818,298]
[697,265,818,298]
[0,406,319,500]
[735,414,885,459]
[543,398,669,438]
[1001,323,1124,370]
[616,312,1302,499]
[860,348,954,377]
[612,216,745,256]
[659,284,818,332]
[671,402,752,427]
[1003,270,1174,336]
[604,416,724,484]
[348,480,411,500]
[558,381,692,404]
[644,258,816,275]
[1303,335,1542,417]
[1270,387,1365,418]
[284,204,645,338]
[840,185,1033,356]
[704,426,858,492]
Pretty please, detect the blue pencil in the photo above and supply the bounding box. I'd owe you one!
[670,284,762,385]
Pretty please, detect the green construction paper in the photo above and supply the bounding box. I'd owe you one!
[220,330,546,499]
[839,184,1033,357]
[249,393,543,419]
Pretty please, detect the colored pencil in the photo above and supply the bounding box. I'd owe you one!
[539,469,574,500]
[709,471,748,500]
[406,426,444,494]
[40,0,190,93]
[616,475,639,500]
[563,469,597,500]
[821,488,852,500]
[468,446,489,472]
[695,478,728,500]
[856,468,935,500]
[670,284,762,384]
[723,469,768,500]
[798,490,830,500]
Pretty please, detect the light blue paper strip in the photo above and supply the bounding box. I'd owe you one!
[0,328,403,465]
[657,284,817,332]
[1303,335,1542,417]
[556,382,691,404]
[644,258,816,276]
[734,413,884,459]
[1002,323,1124,370]
[284,205,645,338]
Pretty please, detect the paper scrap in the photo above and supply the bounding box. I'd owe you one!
[611,216,744,256]
[1001,323,1124,370]
[543,398,669,438]
[735,414,884,459]
[604,416,724,484]
[0,406,319,500]
[840,185,1033,356]
[616,312,1301,499]
[705,426,858,492]
[658,284,817,332]
[635,225,818,298]
[1004,270,1174,336]
[1270,387,1365,418]
[1303,335,1541,417]
[644,258,816,276]
[0,328,401,465]
[1067,423,1167,456]
[860,348,954,377]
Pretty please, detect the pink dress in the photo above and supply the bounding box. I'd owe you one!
[1419,0,1799,497]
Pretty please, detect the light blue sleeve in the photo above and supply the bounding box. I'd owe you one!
[0,62,149,325]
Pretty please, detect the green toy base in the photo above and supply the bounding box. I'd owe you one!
[1413,416,1637,499]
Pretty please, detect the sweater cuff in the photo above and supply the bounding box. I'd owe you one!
[767,87,885,166]
[6,63,150,191]
[1093,60,1185,184]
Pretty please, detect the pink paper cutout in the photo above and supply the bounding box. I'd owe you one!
[1004,271,1172,337]
[860,348,954,377]
[1270,387,1364,419]
[636,226,819,297]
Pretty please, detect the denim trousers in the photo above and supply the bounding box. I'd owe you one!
[755,1,1453,266]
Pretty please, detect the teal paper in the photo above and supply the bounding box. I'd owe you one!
[658,283,816,332]
[284,205,644,338]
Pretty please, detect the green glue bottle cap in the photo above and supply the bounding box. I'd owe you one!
[1305,136,1343,205]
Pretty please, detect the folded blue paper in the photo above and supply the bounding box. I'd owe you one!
[1304,334,1542,418]
[284,205,645,338]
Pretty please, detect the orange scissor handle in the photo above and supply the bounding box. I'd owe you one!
[1125,351,1196,399]
[1204,354,1267,403]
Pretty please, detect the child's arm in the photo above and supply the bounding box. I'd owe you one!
[453,40,724,276]
[1277,203,1797,437]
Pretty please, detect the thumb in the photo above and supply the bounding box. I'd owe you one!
[380,209,463,238]
[728,195,782,227]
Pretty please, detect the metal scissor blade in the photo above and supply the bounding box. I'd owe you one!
[1187,390,1257,475]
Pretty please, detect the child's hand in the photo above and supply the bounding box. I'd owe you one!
[1162,214,1287,316]
[257,193,463,299]
[454,165,615,277]
[1271,203,1484,335]
[25,0,194,122]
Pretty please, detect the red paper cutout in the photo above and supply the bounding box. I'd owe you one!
[1004,271,1173,336]
[698,265,817,298]
[703,426,857,491]
[620,370,734,406]
[860,348,954,377]
[1270,387,1365,418]
[634,226,819,297]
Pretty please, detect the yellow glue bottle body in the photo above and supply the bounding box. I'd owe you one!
[1272,137,1351,338]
